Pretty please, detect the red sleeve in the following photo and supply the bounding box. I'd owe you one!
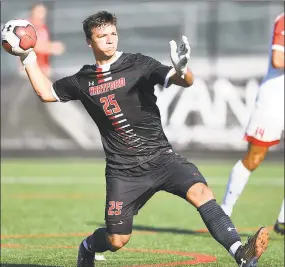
[272,13,284,52]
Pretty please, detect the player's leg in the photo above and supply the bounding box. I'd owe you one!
[274,199,285,235]
[77,167,155,267]
[162,153,269,267]
[186,183,269,266]
[78,232,132,266]
[77,211,133,267]
[221,98,283,217]
[78,227,131,267]
[221,143,269,216]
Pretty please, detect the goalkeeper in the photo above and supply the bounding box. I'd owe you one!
[3,11,270,267]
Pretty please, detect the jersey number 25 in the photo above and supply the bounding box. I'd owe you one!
[100,94,121,116]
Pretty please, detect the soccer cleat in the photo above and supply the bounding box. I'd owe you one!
[235,227,269,267]
[77,241,95,267]
[273,221,285,235]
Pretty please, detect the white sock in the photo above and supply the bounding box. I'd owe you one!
[229,241,242,258]
[278,199,284,223]
[221,160,251,217]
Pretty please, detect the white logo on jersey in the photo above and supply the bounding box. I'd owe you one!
[89,81,95,86]
[227,227,237,232]
[110,220,123,226]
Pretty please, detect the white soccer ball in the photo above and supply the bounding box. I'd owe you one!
[1,19,37,56]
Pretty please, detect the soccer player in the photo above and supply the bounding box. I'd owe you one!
[23,5,104,262]
[3,11,270,267]
[28,3,65,76]
[221,12,284,235]
[7,3,66,137]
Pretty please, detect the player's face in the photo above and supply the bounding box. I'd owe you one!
[88,24,118,58]
[31,4,47,25]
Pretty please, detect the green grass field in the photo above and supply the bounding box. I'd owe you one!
[1,159,284,267]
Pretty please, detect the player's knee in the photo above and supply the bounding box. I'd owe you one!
[107,233,131,251]
[186,183,214,208]
[243,152,266,171]
[242,144,269,171]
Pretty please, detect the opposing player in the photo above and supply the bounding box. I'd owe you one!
[2,11,270,267]
[28,3,65,76]
[221,12,284,235]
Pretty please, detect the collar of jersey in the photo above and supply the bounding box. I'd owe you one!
[95,51,123,69]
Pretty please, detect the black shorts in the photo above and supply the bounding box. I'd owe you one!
[104,150,207,234]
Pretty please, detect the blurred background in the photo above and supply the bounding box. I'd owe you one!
[1,3,284,266]
[1,0,284,159]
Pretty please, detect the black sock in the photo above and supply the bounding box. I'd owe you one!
[198,199,241,251]
[85,228,112,253]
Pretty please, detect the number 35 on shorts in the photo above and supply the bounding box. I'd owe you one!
[108,201,123,216]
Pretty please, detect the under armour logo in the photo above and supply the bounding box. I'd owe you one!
[240,258,246,267]
[110,220,123,226]
[227,227,237,232]
[89,81,95,86]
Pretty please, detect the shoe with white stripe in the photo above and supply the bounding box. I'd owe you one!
[235,227,269,267]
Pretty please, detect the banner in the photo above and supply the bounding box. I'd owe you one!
[1,74,283,153]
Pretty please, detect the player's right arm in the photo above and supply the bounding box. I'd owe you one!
[23,51,56,102]
[22,51,80,103]
[271,13,284,69]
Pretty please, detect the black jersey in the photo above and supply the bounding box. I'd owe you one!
[52,52,173,168]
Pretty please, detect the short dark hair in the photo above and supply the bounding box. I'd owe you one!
[83,11,117,39]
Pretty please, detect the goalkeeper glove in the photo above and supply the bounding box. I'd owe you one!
[20,50,37,67]
[169,35,190,75]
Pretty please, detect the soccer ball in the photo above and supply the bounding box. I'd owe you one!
[1,19,37,56]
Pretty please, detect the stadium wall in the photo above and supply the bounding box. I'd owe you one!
[1,1,284,159]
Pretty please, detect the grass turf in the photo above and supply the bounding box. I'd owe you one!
[1,159,284,267]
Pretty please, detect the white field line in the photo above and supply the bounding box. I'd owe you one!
[1,176,284,186]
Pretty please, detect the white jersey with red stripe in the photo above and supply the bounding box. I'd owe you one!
[244,13,284,147]
[262,12,284,84]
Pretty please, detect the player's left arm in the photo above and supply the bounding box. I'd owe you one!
[32,26,65,56]
[34,38,65,56]
[271,15,284,69]
[168,35,194,87]
[168,67,194,87]
[139,47,192,89]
